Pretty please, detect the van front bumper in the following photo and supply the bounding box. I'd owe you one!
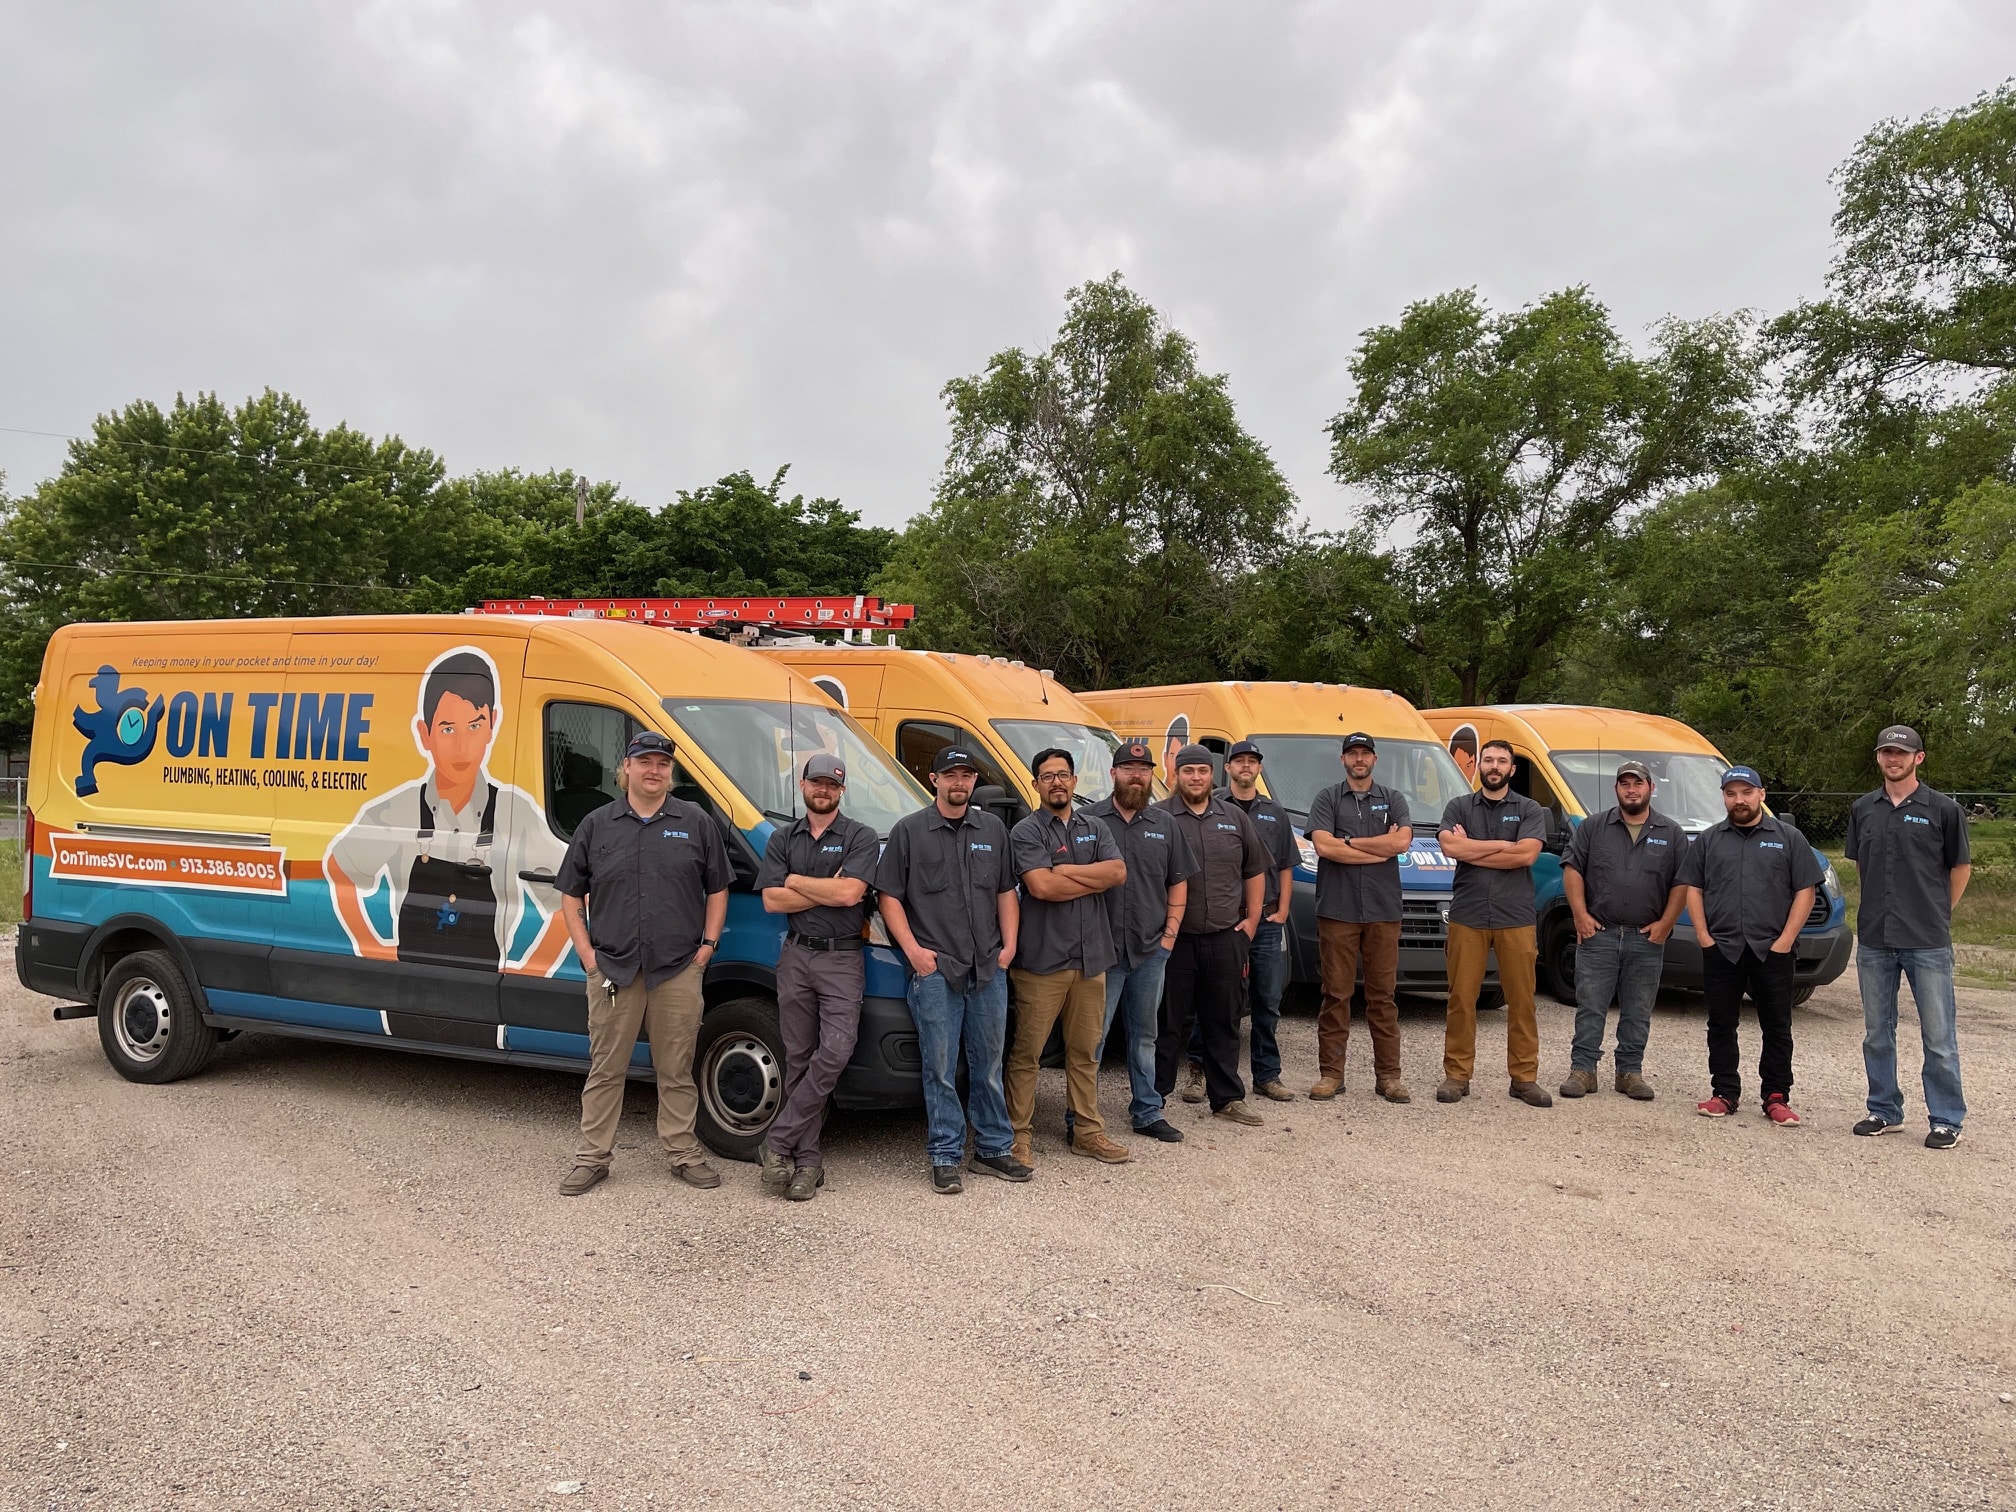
[832,992,923,1109]
[1657,925,1855,992]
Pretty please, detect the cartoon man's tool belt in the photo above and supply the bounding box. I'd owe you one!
[47,832,289,897]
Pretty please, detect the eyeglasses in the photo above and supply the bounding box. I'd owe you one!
[1036,771,1075,784]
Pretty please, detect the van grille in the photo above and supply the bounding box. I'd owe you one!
[1400,894,1448,951]
[1807,893,1832,929]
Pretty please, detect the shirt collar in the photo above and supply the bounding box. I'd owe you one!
[618,795,668,825]
[926,805,978,831]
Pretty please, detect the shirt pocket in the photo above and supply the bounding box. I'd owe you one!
[918,855,951,894]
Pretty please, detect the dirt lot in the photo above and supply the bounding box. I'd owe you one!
[3,945,2013,1512]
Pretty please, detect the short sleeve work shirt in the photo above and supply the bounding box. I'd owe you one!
[556,796,732,988]
[1842,783,1970,949]
[875,804,1016,988]
[1563,805,1687,929]
[1438,790,1545,930]
[1010,808,1122,976]
[1676,815,1824,962]
[1155,794,1269,934]
[1307,780,1411,924]
[1084,795,1199,969]
[756,811,881,941]
[1227,793,1299,913]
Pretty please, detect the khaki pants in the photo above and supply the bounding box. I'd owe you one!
[575,963,706,1169]
[1006,968,1107,1141]
[1317,917,1403,1084]
[1444,922,1540,1084]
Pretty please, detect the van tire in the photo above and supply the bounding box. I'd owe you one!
[1475,987,1506,1012]
[694,996,787,1162]
[1542,919,1579,1006]
[97,950,217,1084]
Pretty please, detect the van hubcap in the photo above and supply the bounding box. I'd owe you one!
[114,980,173,1062]
[700,1034,782,1135]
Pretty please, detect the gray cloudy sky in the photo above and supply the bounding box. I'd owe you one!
[2,2,2012,535]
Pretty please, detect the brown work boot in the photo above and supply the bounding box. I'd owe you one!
[558,1163,607,1197]
[1011,1135,1033,1168]
[1615,1070,1656,1101]
[673,1160,723,1189]
[1435,1078,1470,1103]
[1180,1062,1207,1103]
[1255,1080,1296,1102]
[1212,1100,1264,1127]
[1376,1080,1412,1104]
[1559,1068,1598,1099]
[1509,1080,1555,1108]
[1070,1131,1134,1164]
[1308,1075,1343,1100]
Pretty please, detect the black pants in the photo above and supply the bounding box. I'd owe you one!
[1701,944,1796,1103]
[1157,928,1247,1111]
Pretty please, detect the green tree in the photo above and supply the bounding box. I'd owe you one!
[879,273,1296,689]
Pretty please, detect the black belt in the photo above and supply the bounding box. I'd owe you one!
[786,932,864,953]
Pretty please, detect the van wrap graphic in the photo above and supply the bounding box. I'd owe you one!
[72,666,165,796]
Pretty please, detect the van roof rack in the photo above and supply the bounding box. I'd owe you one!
[469,595,916,645]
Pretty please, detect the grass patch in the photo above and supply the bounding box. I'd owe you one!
[0,839,19,928]
[1825,818,2016,989]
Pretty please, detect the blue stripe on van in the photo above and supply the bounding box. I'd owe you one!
[207,988,386,1036]
[503,1026,649,1067]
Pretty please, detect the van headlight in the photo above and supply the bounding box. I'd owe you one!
[1297,836,1317,871]
[1822,863,1843,903]
[867,914,892,948]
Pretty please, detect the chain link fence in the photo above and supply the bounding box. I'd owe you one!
[1778,791,2015,844]
[1,776,22,840]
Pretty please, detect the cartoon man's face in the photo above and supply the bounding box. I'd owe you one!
[415,692,494,783]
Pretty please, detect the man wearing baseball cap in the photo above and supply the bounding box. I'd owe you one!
[556,731,732,1196]
[1844,724,1972,1149]
[1557,760,1687,1102]
[1676,765,1822,1124]
[876,743,1026,1194]
[1213,739,1300,1101]
[756,753,882,1199]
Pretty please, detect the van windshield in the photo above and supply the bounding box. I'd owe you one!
[1250,735,1472,826]
[1550,750,1730,831]
[992,720,1120,804]
[661,698,930,836]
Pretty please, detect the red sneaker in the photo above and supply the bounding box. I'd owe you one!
[1696,1094,1736,1117]
[1762,1094,1801,1127]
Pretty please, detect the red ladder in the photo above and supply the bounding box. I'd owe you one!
[471,595,916,631]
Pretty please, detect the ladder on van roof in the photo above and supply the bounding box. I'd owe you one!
[469,595,917,642]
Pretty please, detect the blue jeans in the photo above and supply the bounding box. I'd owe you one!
[1081,950,1168,1131]
[1187,920,1286,1085]
[906,970,1014,1166]
[1858,944,1966,1130]
[1569,925,1665,1074]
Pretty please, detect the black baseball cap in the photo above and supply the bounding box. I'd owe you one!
[932,745,980,775]
[1113,738,1155,767]
[626,731,675,760]
[1226,739,1263,762]
[1874,724,1923,753]
[1341,732,1376,752]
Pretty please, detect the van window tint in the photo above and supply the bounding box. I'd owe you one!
[545,702,636,837]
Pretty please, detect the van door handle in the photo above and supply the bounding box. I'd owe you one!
[518,869,558,885]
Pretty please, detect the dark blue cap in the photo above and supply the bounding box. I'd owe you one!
[626,731,675,759]
[1720,764,1764,788]
[1226,739,1263,762]
[1341,732,1375,752]
[1112,738,1155,767]
[932,745,980,774]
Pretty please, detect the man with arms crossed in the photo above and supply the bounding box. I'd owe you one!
[1558,760,1685,1102]
[756,753,881,1200]
[1005,748,1132,1166]
[1845,725,1972,1149]
[1437,738,1552,1108]
[876,745,1027,1195]
[556,732,731,1195]
[1677,765,1821,1125]
[1307,733,1414,1103]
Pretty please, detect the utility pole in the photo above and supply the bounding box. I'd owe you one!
[575,475,589,528]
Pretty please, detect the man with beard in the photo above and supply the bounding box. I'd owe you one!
[1437,738,1551,1108]
[1005,748,1132,1166]
[1154,744,1270,1127]
[1215,740,1300,1101]
[877,745,1026,1194]
[1081,739,1195,1145]
[756,753,882,1201]
[1679,766,1822,1125]
[1557,760,1686,1102]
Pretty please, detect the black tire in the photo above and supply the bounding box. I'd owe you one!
[693,996,786,1162]
[1792,985,1815,1007]
[1475,986,1506,1012]
[1542,919,1579,1006]
[96,949,217,1084]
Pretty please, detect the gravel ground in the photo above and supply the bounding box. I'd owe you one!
[3,942,2014,1512]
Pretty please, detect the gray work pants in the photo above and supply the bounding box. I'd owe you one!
[767,941,864,1168]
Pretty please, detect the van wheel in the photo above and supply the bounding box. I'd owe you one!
[1792,986,1815,1007]
[1542,921,1579,1006]
[97,950,217,1084]
[694,997,786,1162]
[1475,987,1506,1012]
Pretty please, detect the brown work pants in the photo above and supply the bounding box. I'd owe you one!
[1316,917,1403,1084]
[1444,922,1540,1084]
[574,962,706,1169]
[1006,968,1107,1141]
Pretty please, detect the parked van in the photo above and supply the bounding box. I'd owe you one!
[753,644,1120,829]
[1080,682,1477,996]
[16,615,932,1158]
[1418,705,1851,1003]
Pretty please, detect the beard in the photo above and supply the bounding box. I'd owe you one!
[1619,796,1649,817]
[1727,802,1761,826]
[1114,773,1152,807]
[804,790,840,814]
[1479,769,1510,793]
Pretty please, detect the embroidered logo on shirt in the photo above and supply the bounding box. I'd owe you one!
[1145,831,1167,841]
[1215,822,1238,832]
[1902,814,1932,827]
[664,829,691,839]
[1646,837,1670,846]
[1255,812,1278,823]
[969,841,993,852]
[820,843,846,853]
[1758,841,1785,850]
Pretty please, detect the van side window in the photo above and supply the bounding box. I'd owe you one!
[1508,749,1568,827]
[896,720,1011,792]
[545,702,636,838]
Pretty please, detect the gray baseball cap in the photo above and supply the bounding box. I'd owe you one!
[802,753,846,784]
[1874,724,1923,753]
[1173,742,1215,771]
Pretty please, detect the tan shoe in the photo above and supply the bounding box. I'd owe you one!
[673,1160,723,1189]
[1011,1135,1033,1168]
[1069,1131,1134,1164]
[559,1163,607,1197]
[1376,1080,1412,1104]
[1615,1070,1656,1101]
[1434,1078,1471,1103]
[1308,1076,1343,1100]
[1180,1062,1207,1103]
[1255,1079,1296,1102]
[1212,1100,1263,1127]
[1559,1068,1597,1099]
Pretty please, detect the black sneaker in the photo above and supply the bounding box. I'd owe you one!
[1134,1118,1185,1143]
[931,1164,964,1194]
[1925,1125,1962,1150]
[1852,1116,1903,1137]
[969,1152,1034,1182]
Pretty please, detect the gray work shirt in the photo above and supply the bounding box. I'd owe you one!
[1307,780,1412,924]
[1563,805,1687,930]
[1438,790,1545,931]
[1676,814,1824,962]
[556,796,731,988]
[756,811,881,941]
[875,803,1016,988]
[1084,795,1198,970]
[1226,793,1299,913]
[1155,793,1269,934]
[1843,782,1970,950]
[1010,807,1122,976]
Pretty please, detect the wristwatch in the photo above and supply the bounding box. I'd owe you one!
[699,937,720,949]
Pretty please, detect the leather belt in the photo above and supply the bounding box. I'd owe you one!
[786,932,865,953]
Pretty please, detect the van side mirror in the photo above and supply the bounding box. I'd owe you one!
[1541,810,1568,855]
